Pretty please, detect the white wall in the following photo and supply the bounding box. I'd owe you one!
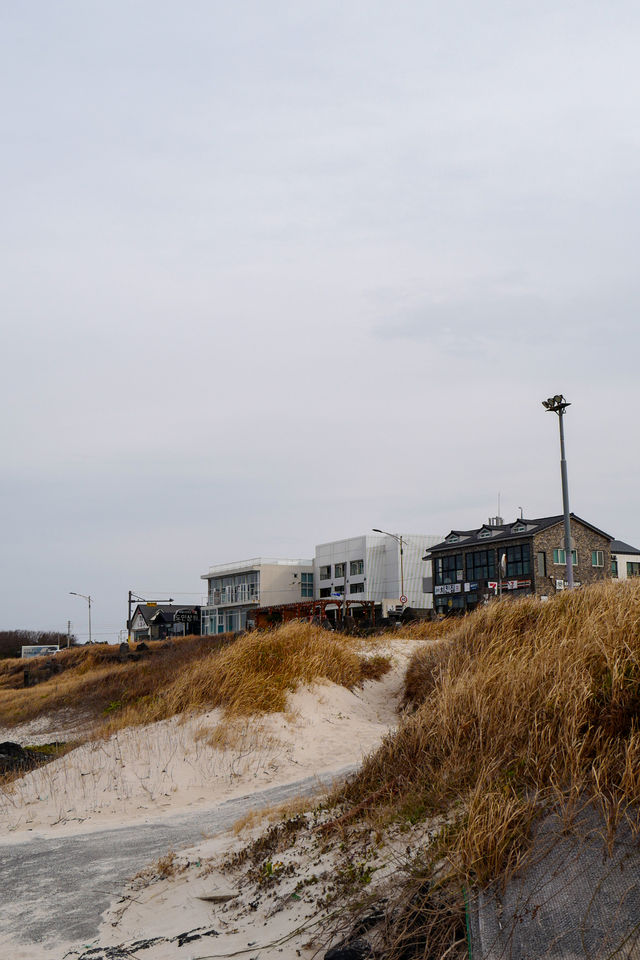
[611,551,640,581]
[314,534,442,609]
[200,558,313,634]
[260,561,314,606]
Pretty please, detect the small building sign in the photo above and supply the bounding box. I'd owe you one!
[22,645,60,659]
[434,583,462,596]
[488,579,532,593]
[174,608,199,624]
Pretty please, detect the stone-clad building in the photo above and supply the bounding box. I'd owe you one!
[424,513,613,614]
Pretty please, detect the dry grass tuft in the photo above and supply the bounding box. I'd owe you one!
[0,622,391,739]
[331,580,640,956]
[0,634,227,728]
[103,621,391,731]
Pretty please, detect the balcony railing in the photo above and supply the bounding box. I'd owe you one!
[207,589,260,607]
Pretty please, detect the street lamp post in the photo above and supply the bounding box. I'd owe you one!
[372,529,405,605]
[542,394,574,590]
[69,591,92,644]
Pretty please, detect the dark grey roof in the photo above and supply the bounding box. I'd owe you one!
[424,513,613,558]
[611,539,640,555]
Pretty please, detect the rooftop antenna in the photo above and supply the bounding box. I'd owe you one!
[488,493,505,527]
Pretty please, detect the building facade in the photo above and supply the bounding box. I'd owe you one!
[200,558,314,635]
[425,514,613,615]
[130,604,201,642]
[314,533,442,613]
[611,540,640,580]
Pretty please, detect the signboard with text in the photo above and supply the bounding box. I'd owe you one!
[174,608,200,623]
[434,583,462,596]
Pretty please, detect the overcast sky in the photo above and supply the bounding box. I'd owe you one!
[2,1,639,641]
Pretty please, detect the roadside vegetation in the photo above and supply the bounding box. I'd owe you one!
[0,629,77,660]
[0,622,392,737]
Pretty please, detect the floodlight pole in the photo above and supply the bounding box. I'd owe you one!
[557,408,574,590]
[542,395,574,590]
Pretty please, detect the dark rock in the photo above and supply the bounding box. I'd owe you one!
[325,938,374,959]
[136,642,149,651]
[0,741,46,774]
[0,741,27,758]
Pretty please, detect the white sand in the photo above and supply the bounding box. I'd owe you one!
[0,638,425,958]
[80,800,442,960]
[0,638,417,842]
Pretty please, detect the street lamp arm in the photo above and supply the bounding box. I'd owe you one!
[372,528,402,545]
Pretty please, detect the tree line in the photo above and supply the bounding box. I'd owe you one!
[0,630,78,659]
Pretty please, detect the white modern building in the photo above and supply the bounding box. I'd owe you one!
[314,533,442,613]
[200,558,314,635]
[611,540,640,580]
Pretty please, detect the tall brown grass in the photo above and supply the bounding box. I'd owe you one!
[326,581,640,958]
[106,621,391,730]
[0,634,225,727]
[340,579,640,882]
[0,622,390,736]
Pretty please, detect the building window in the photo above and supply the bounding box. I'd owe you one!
[466,550,496,582]
[301,573,313,598]
[350,559,364,576]
[537,552,546,577]
[319,586,331,597]
[435,554,464,585]
[553,548,577,566]
[611,559,618,578]
[627,562,640,578]
[506,543,530,577]
[591,550,604,567]
[349,581,365,594]
[335,562,345,578]
[319,565,331,580]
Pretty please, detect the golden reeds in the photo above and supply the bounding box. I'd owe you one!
[341,580,640,883]
[0,622,390,736]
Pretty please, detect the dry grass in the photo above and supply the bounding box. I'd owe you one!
[0,622,391,738]
[0,635,228,728]
[329,580,640,957]
[106,621,391,731]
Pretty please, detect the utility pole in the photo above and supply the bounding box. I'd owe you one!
[67,620,71,649]
[542,394,574,590]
